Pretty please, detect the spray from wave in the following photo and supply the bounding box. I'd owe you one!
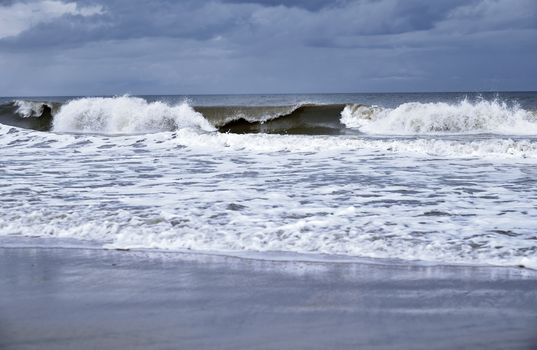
[52,96,216,134]
[2,96,537,137]
[14,100,56,118]
[0,100,57,131]
[341,99,537,135]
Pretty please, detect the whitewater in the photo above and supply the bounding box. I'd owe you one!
[1,92,536,269]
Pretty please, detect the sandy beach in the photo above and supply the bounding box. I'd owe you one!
[1,246,536,350]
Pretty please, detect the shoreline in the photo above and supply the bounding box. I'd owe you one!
[1,246,537,349]
[1,236,534,271]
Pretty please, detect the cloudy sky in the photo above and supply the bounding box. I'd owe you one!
[0,0,535,96]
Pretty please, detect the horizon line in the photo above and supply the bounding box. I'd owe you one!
[2,90,537,99]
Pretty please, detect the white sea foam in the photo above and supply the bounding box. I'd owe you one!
[2,97,537,270]
[52,96,216,134]
[1,131,536,269]
[169,129,537,159]
[14,100,52,118]
[341,100,537,135]
[1,121,537,160]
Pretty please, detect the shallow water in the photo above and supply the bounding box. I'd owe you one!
[2,247,536,350]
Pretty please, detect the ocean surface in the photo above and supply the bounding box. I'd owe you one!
[1,92,537,268]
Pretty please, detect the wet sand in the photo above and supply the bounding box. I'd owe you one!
[1,247,536,350]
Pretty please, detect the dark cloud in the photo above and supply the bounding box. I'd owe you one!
[220,0,341,11]
[0,0,535,95]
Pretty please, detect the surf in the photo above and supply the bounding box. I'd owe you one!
[1,96,536,137]
[341,99,537,135]
[0,100,58,131]
[213,104,350,135]
[52,96,216,134]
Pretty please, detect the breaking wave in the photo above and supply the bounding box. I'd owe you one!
[214,104,348,134]
[195,105,302,127]
[14,100,57,118]
[0,100,57,131]
[52,96,216,134]
[341,99,537,135]
[1,96,537,136]
[2,94,537,268]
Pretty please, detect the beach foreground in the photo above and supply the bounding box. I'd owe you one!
[1,247,536,350]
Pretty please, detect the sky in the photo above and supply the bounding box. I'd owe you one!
[0,0,535,96]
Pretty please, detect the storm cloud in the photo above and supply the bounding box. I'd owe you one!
[0,0,535,95]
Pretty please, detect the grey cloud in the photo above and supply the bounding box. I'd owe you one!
[220,0,343,11]
[0,0,535,95]
[0,0,499,49]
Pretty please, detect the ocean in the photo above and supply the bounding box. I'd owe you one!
[1,92,536,269]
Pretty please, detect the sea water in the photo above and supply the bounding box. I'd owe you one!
[1,92,536,268]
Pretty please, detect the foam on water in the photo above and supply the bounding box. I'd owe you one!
[341,99,537,135]
[1,95,537,270]
[172,128,537,159]
[2,121,537,160]
[52,96,216,134]
[14,100,53,118]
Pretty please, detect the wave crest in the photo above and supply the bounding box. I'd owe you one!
[14,100,55,118]
[341,99,537,135]
[215,104,347,134]
[52,96,216,134]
